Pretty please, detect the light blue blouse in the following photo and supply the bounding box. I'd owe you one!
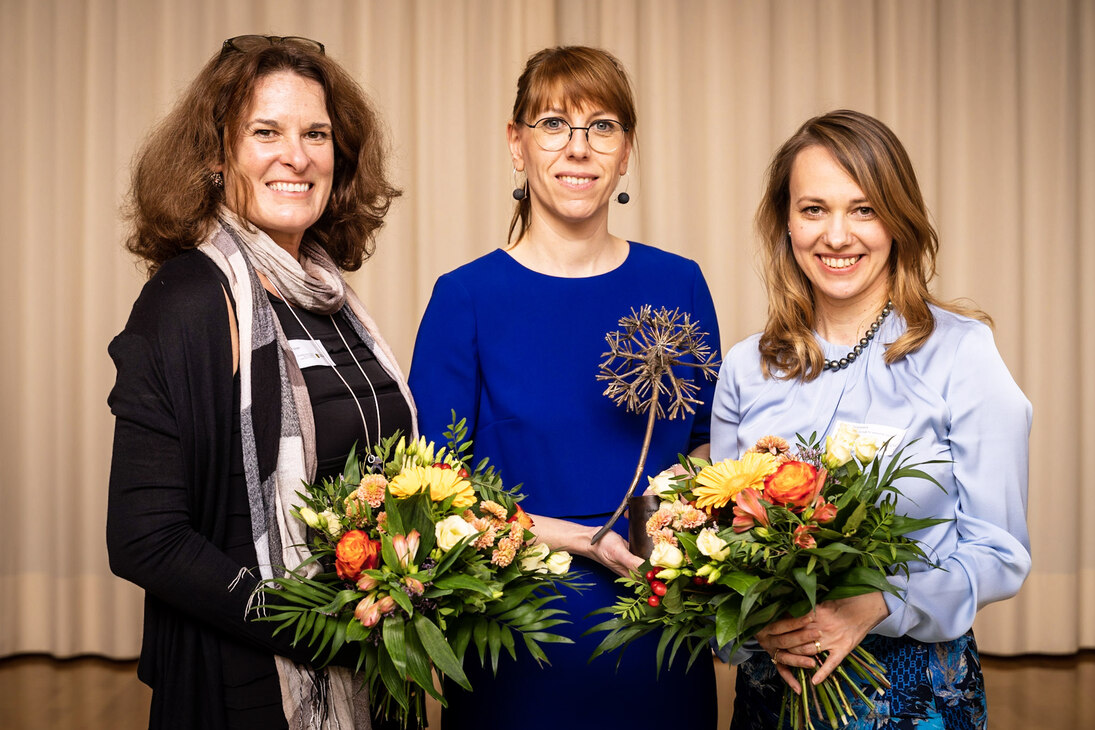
[710,305,1032,643]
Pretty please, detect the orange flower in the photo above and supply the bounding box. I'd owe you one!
[763,461,821,509]
[335,529,379,582]
[793,524,819,549]
[508,504,535,529]
[813,500,838,524]
[732,487,771,533]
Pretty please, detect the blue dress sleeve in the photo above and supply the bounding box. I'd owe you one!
[409,273,481,445]
[688,264,722,451]
[875,323,1032,641]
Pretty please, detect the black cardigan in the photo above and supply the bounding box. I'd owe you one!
[106,251,325,729]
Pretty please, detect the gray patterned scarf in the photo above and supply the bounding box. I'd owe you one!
[199,209,416,729]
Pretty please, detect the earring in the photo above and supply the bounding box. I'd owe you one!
[615,173,630,204]
[511,168,526,201]
[210,171,224,189]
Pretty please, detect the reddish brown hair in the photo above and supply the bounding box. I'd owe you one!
[507,46,637,244]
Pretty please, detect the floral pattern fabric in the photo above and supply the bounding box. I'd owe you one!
[730,632,987,729]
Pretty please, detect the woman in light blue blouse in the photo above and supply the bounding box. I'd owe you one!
[712,110,1031,729]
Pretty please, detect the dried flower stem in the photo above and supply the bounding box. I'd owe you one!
[591,305,720,544]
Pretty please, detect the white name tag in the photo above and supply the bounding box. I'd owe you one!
[288,339,336,369]
[833,420,907,456]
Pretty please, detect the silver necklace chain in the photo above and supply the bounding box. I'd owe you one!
[266,279,383,451]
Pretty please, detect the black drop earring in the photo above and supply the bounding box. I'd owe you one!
[615,173,630,204]
[512,167,526,201]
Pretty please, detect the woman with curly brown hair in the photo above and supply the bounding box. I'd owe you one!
[107,35,411,729]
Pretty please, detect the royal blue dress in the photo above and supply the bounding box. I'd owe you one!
[410,243,720,729]
[711,306,1032,729]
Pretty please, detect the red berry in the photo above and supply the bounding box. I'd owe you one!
[647,595,661,607]
[433,462,451,470]
[650,580,668,597]
[458,468,469,478]
[644,569,657,582]
[692,576,707,586]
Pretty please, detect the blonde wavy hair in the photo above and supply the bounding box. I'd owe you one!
[755,109,988,381]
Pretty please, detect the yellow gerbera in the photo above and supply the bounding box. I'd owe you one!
[694,453,780,511]
[389,465,477,509]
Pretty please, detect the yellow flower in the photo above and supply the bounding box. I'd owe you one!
[389,465,476,509]
[694,453,780,511]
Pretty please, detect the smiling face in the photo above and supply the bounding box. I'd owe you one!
[508,102,631,233]
[224,71,334,255]
[788,145,892,313]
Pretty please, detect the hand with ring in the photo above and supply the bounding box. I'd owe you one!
[755,593,889,694]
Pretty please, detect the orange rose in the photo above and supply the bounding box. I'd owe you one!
[335,529,379,582]
[507,504,535,529]
[763,461,821,509]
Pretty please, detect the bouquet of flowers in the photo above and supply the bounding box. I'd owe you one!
[590,425,946,730]
[254,418,578,728]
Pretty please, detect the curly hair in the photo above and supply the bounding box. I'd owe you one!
[755,109,988,381]
[507,46,638,245]
[124,37,400,274]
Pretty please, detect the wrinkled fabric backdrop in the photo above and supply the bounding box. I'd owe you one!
[0,0,1090,658]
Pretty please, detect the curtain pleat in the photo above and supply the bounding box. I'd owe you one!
[0,0,1090,658]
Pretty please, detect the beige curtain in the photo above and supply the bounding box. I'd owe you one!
[1,0,1090,659]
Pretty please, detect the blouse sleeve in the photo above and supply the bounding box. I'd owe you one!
[874,323,1032,642]
[709,341,748,462]
[687,263,722,452]
[408,273,481,445]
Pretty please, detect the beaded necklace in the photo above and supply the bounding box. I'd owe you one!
[822,300,893,372]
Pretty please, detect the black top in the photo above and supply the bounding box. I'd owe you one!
[214,294,415,726]
[268,293,414,479]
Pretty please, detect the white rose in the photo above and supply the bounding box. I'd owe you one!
[854,435,881,463]
[519,543,551,572]
[435,515,477,552]
[319,510,342,537]
[647,469,678,500]
[696,528,730,561]
[544,551,572,575]
[650,542,685,570]
[824,434,854,467]
[298,507,323,530]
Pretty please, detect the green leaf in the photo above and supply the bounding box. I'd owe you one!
[842,501,868,534]
[715,571,761,595]
[390,586,415,616]
[715,598,743,647]
[792,567,817,611]
[413,612,471,690]
[402,622,443,701]
[662,579,685,614]
[433,574,495,596]
[382,614,408,679]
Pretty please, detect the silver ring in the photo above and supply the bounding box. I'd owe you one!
[814,639,823,654]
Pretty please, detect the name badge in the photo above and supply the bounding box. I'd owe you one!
[833,420,907,456]
[288,339,336,369]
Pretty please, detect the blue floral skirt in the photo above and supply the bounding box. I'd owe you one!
[730,632,987,729]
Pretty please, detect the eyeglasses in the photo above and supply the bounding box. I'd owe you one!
[522,116,629,154]
[220,35,326,59]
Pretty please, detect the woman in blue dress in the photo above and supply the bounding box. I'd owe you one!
[410,46,719,728]
[711,110,1031,729]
